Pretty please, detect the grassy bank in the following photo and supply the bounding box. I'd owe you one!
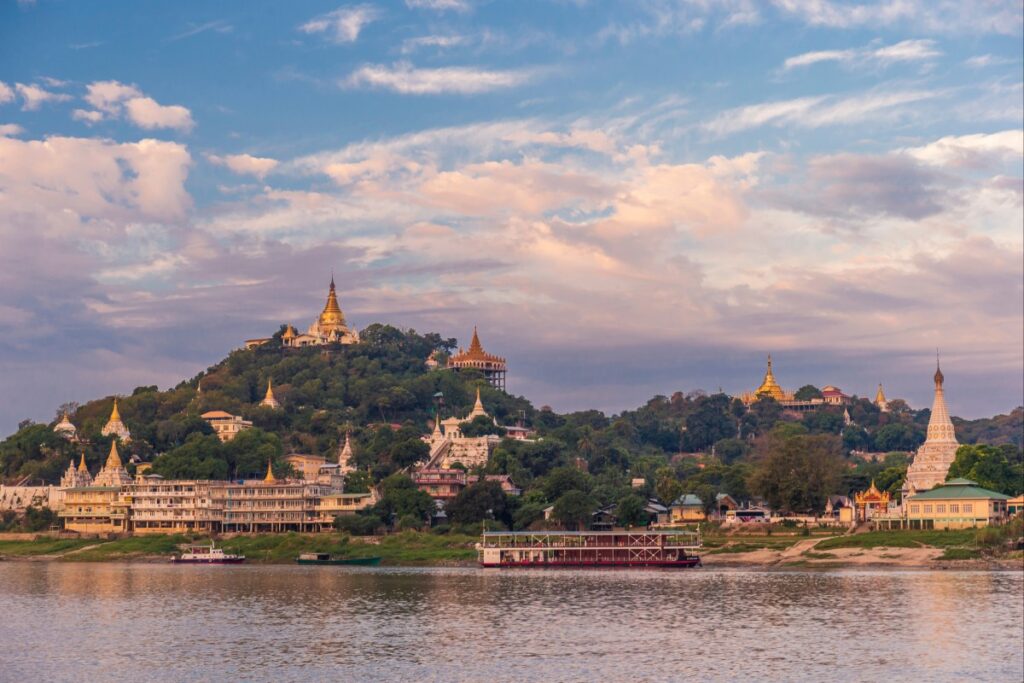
[0,531,479,565]
[815,529,977,551]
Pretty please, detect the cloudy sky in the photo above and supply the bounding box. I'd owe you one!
[1,0,1022,434]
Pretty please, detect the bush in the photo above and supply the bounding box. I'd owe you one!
[397,514,424,531]
[334,514,383,536]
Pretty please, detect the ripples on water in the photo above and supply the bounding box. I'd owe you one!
[0,564,1020,682]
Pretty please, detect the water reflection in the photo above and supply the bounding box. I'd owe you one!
[0,564,1020,682]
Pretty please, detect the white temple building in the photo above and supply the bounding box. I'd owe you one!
[904,361,960,492]
[53,411,78,441]
[100,399,131,442]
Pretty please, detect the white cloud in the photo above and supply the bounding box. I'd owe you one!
[15,82,72,110]
[400,34,469,53]
[79,80,193,131]
[345,61,536,94]
[72,109,105,124]
[0,124,24,136]
[0,135,192,233]
[406,0,471,11]
[772,0,1023,35]
[124,96,194,131]
[964,54,1015,68]
[902,130,1024,168]
[783,39,941,70]
[0,82,14,104]
[207,153,280,179]
[299,5,380,43]
[704,89,941,136]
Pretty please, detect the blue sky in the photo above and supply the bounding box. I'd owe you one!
[1,0,1022,434]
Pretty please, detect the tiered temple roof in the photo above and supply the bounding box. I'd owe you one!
[100,398,131,442]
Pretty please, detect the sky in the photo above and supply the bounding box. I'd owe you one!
[0,0,1022,435]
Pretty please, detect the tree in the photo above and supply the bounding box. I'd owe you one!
[713,438,748,464]
[654,466,683,505]
[446,481,510,526]
[344,470,373,494]
[552,490,595,530]
[615,494,648,527]
[460,415,507,438]
[794,385,823,401]
[874,423,924,452]
[375,474,435,523]
[683,394,735,451]
[749,433,845,513]
[541,466,590,502]
[947,444,1024,495]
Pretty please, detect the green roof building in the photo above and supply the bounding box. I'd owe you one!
[904,478,1011,530]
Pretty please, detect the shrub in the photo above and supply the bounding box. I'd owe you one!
[335,514,383,536]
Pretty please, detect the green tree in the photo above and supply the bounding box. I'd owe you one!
[947,444,1024,495]
[344,470,373,494]
[541,466,591,502]
[794,385,823,401]
[749,433,845,513]
[615,494,648,527]
[552,490,596,530]
[874,423,924,452]
[446,481,510,526]
[375,474,435,523]
[654,466,683,505]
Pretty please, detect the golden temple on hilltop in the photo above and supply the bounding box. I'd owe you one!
[245,276,360,350]
[740,354,889,412]
[447,327,507,391]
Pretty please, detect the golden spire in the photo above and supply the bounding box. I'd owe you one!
[934,350,944,387]
[105,440,123,470]
[432,411,442,438]
[875,383,886,404]
[468,326,483,355]
[78,450,89,473]
[109,398,121,423]
[755,354,786,400]
[264,459,277,483]
[318,275,346,330]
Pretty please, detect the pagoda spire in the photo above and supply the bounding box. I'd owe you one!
[105,440,123,470]
[78,450,89,473]
[432,412,443,439]
[109,398,121,423]
[260,378,280,408]
[264,459,277,483]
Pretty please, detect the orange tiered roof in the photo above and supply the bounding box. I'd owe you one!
[449,327,506,365]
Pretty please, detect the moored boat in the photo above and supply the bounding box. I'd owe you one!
[171,542,245,564]
[477,530,702,568]
[296,552,382,566]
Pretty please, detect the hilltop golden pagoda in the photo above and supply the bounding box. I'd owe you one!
[244,276,360,350]
[741,355,795,405]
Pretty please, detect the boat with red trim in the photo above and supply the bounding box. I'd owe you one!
[477,529,701,568]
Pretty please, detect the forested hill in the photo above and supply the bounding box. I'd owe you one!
[1,324,1022,507]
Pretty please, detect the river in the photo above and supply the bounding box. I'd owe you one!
[0,563,1020,682]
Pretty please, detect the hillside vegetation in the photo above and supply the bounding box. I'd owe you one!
[1,325,1021,527]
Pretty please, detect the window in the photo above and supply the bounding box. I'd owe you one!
[910,505,920,514]
[936,504,946,513]
[963,503,972,513]
[950,504,959,513]
[924,505,933,514]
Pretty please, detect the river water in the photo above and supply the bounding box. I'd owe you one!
[0,563,1020,682]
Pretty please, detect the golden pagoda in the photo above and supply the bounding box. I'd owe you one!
[259,379,281,409]
[278,277,360,348]
[741,354,795,404]
[78,450,89,473]
[100,398,131,442]
[93,440,132,487]
[874,383,889,412]
[318,276,347,333]
[447,327,507,391]
[264,459,277,483]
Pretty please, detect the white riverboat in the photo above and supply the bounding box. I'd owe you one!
[171,542,245,564]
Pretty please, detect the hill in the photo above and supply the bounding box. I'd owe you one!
[1,324,1021,516]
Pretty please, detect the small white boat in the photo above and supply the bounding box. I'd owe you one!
[171,542,245,564]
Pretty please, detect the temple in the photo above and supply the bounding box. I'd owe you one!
[94,441,133,487]
[854,480,891,521]
[53,411,78,441]
[100,398,131,442]
[423,388,501,469]
[60,451,93,489]
[448,327,507,391]
[874,383,889,412]
[338,432,355,474]
[740,355,853,410]
[259,379,280,409]
[904,360,960,492]
[245,276,360,349]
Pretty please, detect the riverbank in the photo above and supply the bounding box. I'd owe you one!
[0,531,479,565]
[701,529,1024,570]
[1,529,1021,569]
